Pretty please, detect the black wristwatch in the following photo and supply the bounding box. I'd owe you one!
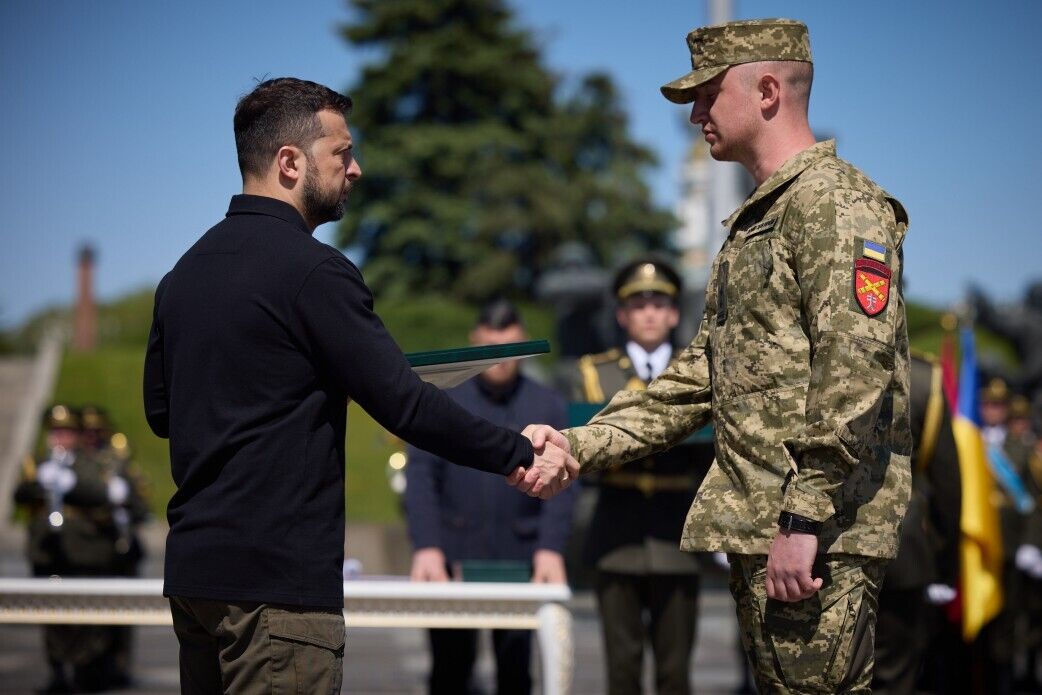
[778,511,822,535]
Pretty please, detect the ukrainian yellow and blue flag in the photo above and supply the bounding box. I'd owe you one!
[952,325,1004,641]
[862,239,887,262]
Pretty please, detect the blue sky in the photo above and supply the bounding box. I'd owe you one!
[1,0,1040,329]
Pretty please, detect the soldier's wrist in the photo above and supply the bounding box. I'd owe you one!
[777,511,823,535]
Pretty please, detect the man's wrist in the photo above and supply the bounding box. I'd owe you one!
[778,511,823,535]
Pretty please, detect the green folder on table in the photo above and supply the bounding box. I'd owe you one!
[405,340,550,389]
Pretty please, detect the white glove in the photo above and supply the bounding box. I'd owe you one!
[926,583,957,605]
[37,461,76,494]
[1015,544,1042,580]
[107,476,130,505]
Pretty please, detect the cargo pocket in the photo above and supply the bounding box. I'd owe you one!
[268,609,345,695]
[760,571,864,693]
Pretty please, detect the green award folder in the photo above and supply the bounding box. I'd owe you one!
[405,340,550,389]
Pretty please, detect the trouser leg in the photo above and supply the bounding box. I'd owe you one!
[170,596,345,695]
[596,571,645,695]
[429,628,478,695]
[492,629,532,695]
[646,573,700,695]
[729,553,885,695]
[169,597,221,695]
[873,586,929,694]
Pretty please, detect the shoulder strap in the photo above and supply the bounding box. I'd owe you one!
[916,362,944,472]
[578,355,605,403]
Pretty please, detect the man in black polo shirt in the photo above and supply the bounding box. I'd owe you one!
[143,77,576,693]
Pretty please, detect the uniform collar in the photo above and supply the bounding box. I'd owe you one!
[625,341,673,381]
[226,194,312,235]
[723,139,836,231]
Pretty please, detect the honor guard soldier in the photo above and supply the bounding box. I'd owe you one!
[872,353,961,694]
[13,405,124,692]
[571,258,712,695]
[80,405,151,689]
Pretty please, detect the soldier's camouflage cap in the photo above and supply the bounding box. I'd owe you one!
[660,18,812,104]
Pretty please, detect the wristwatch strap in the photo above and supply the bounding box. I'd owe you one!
[778,511,822,535]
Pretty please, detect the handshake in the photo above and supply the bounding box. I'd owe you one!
[505,425,579,500]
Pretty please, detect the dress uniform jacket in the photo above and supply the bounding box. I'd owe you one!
[15,450,125,575]
[882,354,961,589]
[566,140,912,559]
[573,348,710,573]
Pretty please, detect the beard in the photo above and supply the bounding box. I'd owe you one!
[302,166,346,227]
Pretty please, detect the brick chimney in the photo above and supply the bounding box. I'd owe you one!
[73,245,97,351]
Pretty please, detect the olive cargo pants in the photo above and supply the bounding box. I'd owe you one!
[729,554,886,694]
[169,596,345,694]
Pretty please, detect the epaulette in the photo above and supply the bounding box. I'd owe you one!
[583,348,622,365]
[578,349,622,403]
[909,348,938,364]
[21,455,36,480]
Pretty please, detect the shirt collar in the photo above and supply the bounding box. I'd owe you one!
[625,341,673,381]
[723,139,837,231]
[226,194,312,235]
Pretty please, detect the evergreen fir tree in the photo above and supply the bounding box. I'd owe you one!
[337,0,674,300]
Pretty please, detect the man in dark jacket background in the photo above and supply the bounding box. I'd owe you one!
[405,300,577,695]
[143,77,576,693]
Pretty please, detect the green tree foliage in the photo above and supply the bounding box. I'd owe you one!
[336,0,674,301]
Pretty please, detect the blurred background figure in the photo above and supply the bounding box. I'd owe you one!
[80,405,151,689]
[970,283,1042,417]
[566,258,712,695]
[403,300,577,695]
[1016,427,1042,691]
[12,405,141,693]
[873,353,961,694]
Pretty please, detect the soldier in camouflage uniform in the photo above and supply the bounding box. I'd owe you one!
[570,259,713,695]
[523,18,911,694]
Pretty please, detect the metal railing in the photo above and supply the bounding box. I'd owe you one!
[0,577,574,694]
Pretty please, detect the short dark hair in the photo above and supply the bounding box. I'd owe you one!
[233,77,353,179]
[476,299,524,331]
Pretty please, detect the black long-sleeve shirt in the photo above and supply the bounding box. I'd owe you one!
[144,195,534,608]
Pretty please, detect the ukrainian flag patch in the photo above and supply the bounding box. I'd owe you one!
[862,240,887,263]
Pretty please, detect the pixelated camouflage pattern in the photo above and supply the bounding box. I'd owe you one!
[565,140,912,559]
[662,18,812,104]
[730,554,886,693]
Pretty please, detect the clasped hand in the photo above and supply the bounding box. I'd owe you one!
[766,529,823,602]
[505,425,579,500]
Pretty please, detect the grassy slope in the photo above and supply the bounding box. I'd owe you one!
[39,289,1015,523]
[46,294,556,523]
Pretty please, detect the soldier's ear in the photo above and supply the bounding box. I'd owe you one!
[758,73,781,112]
[667,306,680,330]
[615,306,629,330]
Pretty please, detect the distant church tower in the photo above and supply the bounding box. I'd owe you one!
[73,245,97,352]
